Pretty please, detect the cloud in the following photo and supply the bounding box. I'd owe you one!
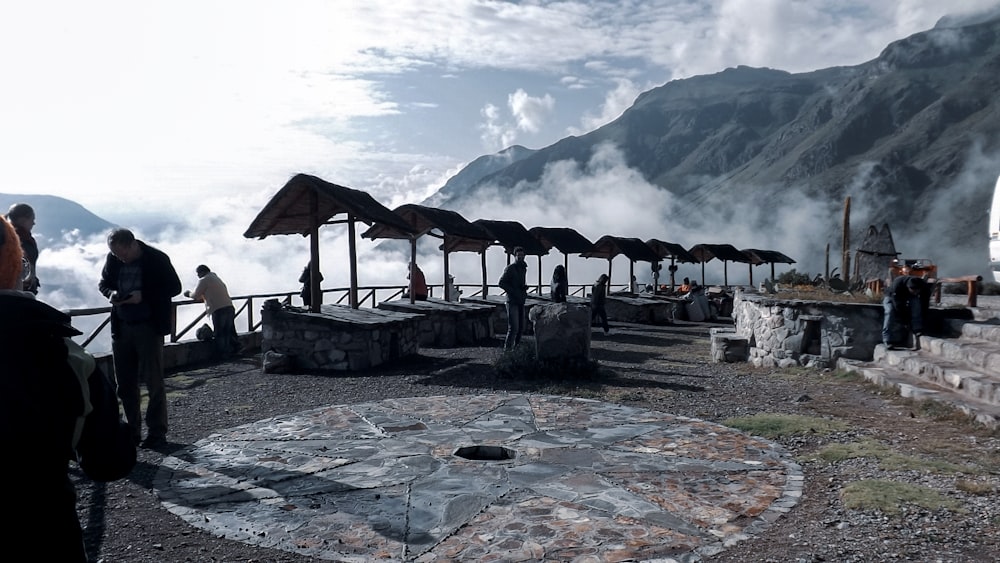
[572,78,647,134]
[479,89,557,151]
[509,89,556,134]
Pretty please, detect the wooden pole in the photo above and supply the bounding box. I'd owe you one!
[308,191,321,313]
[481,251,488,297]
[409,238,417,304]
[347,214,358,309]
[537,255,543,295]
[842,196,851,286]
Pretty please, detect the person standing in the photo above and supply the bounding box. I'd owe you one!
[5,203,39,294]
[184,265,239,358]
[498,246,528,351]
[0,217,89,561]
[590,273,610,334]
[299,262,324,307]
[882,275,927,350]
[99,228,181,449]
[550,264,568,303]
[405,262,428,300]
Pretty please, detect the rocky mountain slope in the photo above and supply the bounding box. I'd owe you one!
[431,13,1000,277]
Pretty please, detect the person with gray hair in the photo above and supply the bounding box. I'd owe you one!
[5,202,39,293]
[98,228,181,449]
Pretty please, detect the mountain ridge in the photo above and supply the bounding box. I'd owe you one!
[429,13,1000,277]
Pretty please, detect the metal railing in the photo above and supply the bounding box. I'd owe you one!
[65,282,619,349]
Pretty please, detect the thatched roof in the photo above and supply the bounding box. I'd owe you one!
[361,204,494,253]
[741,248,796,265]
[581,236,661,262]
[243,173,412,239]
[473,219,549,255]
[528,226,594,255]
[688,243,752,264]
[645,239,699,263]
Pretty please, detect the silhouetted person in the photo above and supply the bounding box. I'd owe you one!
[883,275,928,350]
[404,262,428,300]
[550,264,568,303]
[499,246,528,350]
[299,262,323,307]
[99,228,181,449]
[6,203,39,294]
[590,274,610,334]
[1,217,88,561]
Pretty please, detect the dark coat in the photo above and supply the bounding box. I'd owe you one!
[0,293,88,561]
[498,260,528,305]
[99,241,181,337]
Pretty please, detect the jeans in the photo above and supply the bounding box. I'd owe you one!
[504,302,525,351]
[212,305,239,358]
[882,296,922,345]
[112,321,167,441]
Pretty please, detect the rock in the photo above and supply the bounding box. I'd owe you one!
[263,350,293,374]
[529,302,591,362]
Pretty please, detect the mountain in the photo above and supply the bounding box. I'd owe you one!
[422,145,536,208]
[0,193,116,247]
[429,13,1000,277]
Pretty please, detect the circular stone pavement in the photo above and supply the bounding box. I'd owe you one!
[155,394,802,562]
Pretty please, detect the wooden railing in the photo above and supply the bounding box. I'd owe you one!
[64,282,617,350]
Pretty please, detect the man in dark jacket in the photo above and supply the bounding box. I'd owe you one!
[882,275,927,350]
[1,217,89,561]
[498,246,528,351]
[99,228,181,448]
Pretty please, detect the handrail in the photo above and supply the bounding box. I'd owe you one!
[62,282,609,349]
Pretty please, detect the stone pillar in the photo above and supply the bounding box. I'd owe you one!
[529,302,591,363]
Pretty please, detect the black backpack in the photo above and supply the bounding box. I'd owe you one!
[76,364,137,482]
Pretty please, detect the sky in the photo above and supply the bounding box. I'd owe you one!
[3,0,1000,341]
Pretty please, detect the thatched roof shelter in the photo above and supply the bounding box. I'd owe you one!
[688,243,753,286]
[740,248,797,286]
[243,173,414,311]
[361,204,493,302]
[646,239,699,289]
[527,226,594,286]
[473,219,549,295]
[581,236,661,292]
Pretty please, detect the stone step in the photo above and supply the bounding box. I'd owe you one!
[874,344,1000,406]
[838,359,1000,428]
[921,335,1000,373]
[958,320,1000,346]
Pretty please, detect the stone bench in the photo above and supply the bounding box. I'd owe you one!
[710,327,749,363]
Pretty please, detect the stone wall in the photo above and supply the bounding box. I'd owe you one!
[262,300,420,371]
[605,295,675,325]
[732,292,884,369]
[377,299,495,347]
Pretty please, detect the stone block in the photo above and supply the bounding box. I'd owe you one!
[530,302,591,362]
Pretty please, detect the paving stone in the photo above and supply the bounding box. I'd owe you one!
[154,393,803,561]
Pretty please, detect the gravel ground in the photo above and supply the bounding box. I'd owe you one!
[75,319,1000,562]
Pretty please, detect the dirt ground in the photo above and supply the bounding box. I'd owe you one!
[75,319,1000,562]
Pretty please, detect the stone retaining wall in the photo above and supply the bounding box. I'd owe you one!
[732,292,883,369]
[262,300,420,370]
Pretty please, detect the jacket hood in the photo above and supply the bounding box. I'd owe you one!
[0,293,81,337]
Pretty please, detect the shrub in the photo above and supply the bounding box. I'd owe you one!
[775,268,813,286]
[493,344,601,380]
